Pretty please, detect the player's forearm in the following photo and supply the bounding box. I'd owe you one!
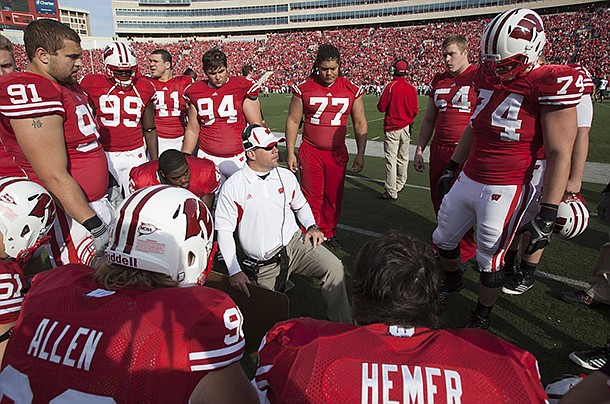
[417,121,434,152]
[144,129,159,160]
[540,152,573,205]
[40,173,96,223]
[354,129,368,156]
[567,127,589,187]
[541,106,577,204]
[182,127,198,154]
[285,121,299,156]
[216,230,242,276]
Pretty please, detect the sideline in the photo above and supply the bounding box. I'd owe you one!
[337,222,589,288]
[339,177,590,289]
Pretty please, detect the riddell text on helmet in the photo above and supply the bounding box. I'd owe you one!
[105,251,138,268]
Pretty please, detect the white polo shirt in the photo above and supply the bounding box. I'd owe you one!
[215,164,316,262]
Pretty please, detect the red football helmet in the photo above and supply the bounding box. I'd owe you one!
[0,177,56,261]
[553,194,589,239]
[106,185,214,286]
[480,8,546,87]
[103,41,138,89]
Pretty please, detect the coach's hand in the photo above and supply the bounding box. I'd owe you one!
[304,225,325,248]
[230,271,251,297]
[437,159,459,202]
[518,204,558,255]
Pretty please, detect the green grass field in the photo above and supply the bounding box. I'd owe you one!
[233,93,610,382]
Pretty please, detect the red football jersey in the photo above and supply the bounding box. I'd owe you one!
[568,63,595,95]
[184,76,260,157]
[129,155,220,197]
[0,265,246,403]
[0,261,26,325]
[80,74,157,152]
[427,64,478,146]
[145,75,194,139]
[293,76,364,151]
[465,64,583,185]
[256,318,547,403]
[0,72,108,202]
[0,147,25,178]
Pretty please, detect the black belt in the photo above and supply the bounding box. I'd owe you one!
[244,254,281,268]
[242,247,290,292]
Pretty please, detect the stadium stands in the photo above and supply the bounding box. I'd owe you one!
[11,5,608,89]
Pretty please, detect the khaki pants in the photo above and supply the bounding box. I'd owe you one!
[254,231,352,323]
[383,126,410,198]
[585,241,610,304]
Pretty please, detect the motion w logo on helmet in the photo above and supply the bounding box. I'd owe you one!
[509,13,543,41]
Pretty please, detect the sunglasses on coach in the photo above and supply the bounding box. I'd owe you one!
[255,144,277,151]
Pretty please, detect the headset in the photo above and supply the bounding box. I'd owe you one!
[242,123,262,151]
[388,58,408,76]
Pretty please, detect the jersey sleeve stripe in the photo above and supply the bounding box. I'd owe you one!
[189,339,245,360]
[539,94,583,101]
[0,297,24,307]
[255,364,272,376]
[1,107,65,117]
[247,82,260,94]
[0,306,21,315]
[539,100,581,106]
[190,353,244,371]
[0,101,64,111]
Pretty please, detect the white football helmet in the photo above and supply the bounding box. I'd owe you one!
[103,41,138,88]
[0,177,56,261]
[553,194,589,239]
[545,374,583,404]
[106,185,214,286]
[480,8,546,86]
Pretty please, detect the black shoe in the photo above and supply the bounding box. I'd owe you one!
[502,271,535,295]
[466,312,490,330]
[439,280,465,302]
[569,340,610,370]
[377,191,397,200]
[324,237,342,250]
[560,290,608,308]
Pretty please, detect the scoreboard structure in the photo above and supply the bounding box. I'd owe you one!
[1,0,58,30]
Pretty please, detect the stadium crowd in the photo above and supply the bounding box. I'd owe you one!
[0,3,609,402]
[8,4,610,91]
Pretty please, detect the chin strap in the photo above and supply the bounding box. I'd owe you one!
[0,326,13,343]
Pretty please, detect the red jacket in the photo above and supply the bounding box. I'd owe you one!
[377,76,418,132]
